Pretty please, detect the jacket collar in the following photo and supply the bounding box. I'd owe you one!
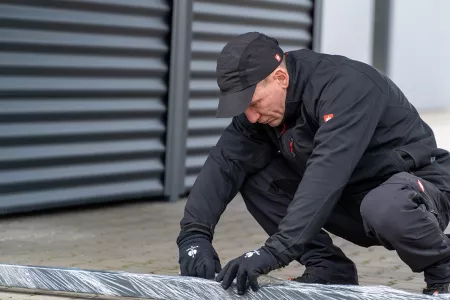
[281,50,317,123]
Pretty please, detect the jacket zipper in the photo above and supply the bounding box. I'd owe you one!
[277,124,295,158]
[280,123,287,135]
[289,138,295,157]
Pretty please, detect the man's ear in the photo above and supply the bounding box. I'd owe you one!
[274,69,289,88]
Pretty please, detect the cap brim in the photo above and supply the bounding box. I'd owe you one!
[216,85,257,118]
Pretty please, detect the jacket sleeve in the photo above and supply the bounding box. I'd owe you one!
[265,71,387,264]
[179,113,276,239]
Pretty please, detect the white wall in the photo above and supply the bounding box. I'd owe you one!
[387,0,450,110]
[318,0,449,110]
[319,0,374,65]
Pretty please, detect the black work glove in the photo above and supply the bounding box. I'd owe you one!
[177,232,221,279]
[215,246,283,295]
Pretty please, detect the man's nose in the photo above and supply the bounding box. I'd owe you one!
[244,109,260,123]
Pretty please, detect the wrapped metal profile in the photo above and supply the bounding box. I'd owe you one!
[0,263,448,299]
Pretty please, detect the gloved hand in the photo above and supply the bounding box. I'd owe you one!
[177,232,221,279]
[215,246,283,295]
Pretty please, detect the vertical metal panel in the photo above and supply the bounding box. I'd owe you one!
[164,0,193,201]
[185,0,315,190]
[372,0,391,74]
[0,0,172,214]
[312,0,323,52]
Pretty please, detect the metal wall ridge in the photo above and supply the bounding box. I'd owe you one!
[0,0,172,213]
[0,0,316,212]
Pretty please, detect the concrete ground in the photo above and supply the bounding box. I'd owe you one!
[0,109,449,299]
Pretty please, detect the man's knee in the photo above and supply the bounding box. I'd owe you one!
[360,176,426,241]
[360,189,399,239]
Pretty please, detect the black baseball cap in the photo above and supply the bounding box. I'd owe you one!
[215,32,284,118]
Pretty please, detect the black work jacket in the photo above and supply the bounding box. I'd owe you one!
[179,49,450,265]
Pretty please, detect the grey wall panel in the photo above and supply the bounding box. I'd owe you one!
[163,0,193,200]
[185,0,314,190]
[0,0,171,214]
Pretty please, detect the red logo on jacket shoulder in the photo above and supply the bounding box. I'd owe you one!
[324,114,334,122]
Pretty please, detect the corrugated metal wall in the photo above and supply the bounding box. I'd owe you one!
[0,0,172,213]
[185,0,315,190]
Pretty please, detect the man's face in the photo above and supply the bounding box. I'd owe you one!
[244,69,288,127]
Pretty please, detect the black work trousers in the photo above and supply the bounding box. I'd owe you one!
[240,155,450,284]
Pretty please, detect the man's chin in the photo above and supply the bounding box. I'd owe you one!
[268,119,282,127]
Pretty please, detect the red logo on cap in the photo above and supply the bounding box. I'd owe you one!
[275,54,281,62]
